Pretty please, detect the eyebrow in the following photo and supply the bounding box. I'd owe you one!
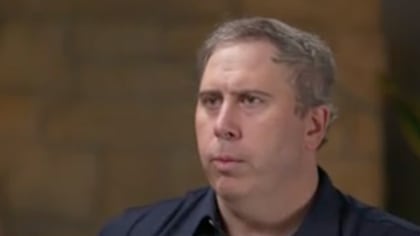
[197,89,272,98]
[197,90,221,98]
[233,90,272,98]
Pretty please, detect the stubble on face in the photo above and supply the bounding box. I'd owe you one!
[195,40,308,199]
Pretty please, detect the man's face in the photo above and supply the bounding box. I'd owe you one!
[195,41,313,199]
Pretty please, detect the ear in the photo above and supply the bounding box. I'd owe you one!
[304,105,330,151]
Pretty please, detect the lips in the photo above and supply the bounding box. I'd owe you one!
[211,154,242,162]
[210,155,243,172]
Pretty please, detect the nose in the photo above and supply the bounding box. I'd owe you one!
[213,103,242,141]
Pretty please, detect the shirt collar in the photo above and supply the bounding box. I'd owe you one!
[293,167,342,236]
[186,167,342,236]
[177,186,221,235]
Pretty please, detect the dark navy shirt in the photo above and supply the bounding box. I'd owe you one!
[99,169,420,236]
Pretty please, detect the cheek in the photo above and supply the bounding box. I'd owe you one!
[195,119,212,139]
[195,116,214,151]
[195,110,206,134]
[246,112,305,154]
[249,111,292,138]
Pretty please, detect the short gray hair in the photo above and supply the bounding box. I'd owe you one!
[197,17,338,147]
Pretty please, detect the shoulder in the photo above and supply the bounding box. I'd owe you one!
[98,187,209,236]
[362,207,420,236]
[342,195,420,236]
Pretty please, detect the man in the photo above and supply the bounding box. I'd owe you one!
[100,17,420,236]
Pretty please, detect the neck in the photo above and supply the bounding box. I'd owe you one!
[217,164,319,236]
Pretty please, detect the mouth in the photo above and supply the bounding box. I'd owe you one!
[210,155,243,172]
[211,154,242,162]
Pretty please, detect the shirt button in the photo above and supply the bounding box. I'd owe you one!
[208,218,215,226]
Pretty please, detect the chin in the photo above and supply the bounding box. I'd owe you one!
[211,175,249,200]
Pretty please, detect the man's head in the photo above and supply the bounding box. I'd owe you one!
[194,17,336,199]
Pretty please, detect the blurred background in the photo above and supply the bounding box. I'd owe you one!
[0,0,419,235]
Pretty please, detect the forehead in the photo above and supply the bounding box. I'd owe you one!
[200,41,295,93]
[207,40,278,71]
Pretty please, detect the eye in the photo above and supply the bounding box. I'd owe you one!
[239,94,263,106]
[199,93,222,109]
